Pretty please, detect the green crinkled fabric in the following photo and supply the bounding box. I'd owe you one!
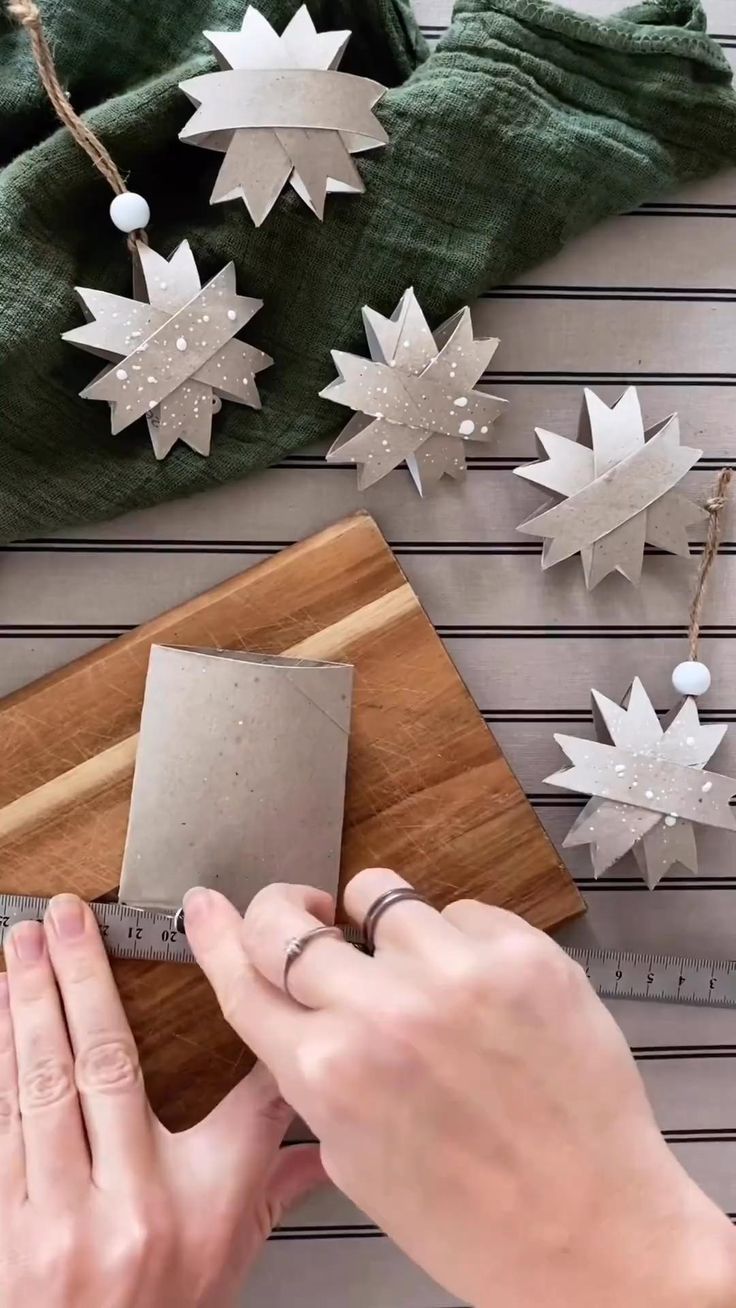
[0,0,734,542]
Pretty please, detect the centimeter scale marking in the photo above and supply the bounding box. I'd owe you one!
[0,895,735,1009]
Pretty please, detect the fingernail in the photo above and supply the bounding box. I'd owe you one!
[0,976,9,1008]
[182,886,212,926]
[47,894,86,941]
[11,921,45,964]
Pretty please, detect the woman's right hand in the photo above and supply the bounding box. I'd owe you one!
[185,869,736,1308]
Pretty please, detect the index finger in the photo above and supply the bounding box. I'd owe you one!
[183,887,306,1081]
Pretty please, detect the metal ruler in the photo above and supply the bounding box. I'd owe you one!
[1,895,736,1009]
[0,895,193,964]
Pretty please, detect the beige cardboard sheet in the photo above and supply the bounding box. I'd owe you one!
[2,2,736,1304]
[119,646,352,913]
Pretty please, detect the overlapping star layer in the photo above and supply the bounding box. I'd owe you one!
[321,288,507,495]
[546,678,736,887]
[63,240,271,459]
[515,387,707,588]
[179,5,387,224]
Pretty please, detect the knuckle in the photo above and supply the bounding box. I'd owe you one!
[440,955,495,1016]
[75,1036,141,1094]
[20,1055,74,1111]
[58,951,100,987]
[296,1033,362,1113]
[441,897,476,917]
[494,933,565,1003]
[104,1207,171,1279]
[247,882,293,919]
[371,994,436,1054]
[41,1219,79,1279]
[350,867,399,899]
[0,1089,19,1133]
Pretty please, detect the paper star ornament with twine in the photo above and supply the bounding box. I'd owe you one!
[179,5,388,225]
[546,678,736,888]
[320,288,507,495]
[514,387,707,588]
[62,240,271,459]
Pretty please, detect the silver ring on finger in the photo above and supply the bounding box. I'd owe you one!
[363,889,427,956]
[282,926,345,1000]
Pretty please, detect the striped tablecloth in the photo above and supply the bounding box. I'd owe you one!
[1,2,735,1303]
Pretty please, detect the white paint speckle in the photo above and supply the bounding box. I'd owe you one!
[227,309,237,321]
[645,789,654,800]
[176,337,188,352]
[115,368,128,381]
[664,815,677,827]
[459,419,475,437]
[147,376,157,384]
[702,780,713,793]
[454,396,468,407]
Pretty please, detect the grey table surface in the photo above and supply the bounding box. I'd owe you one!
[2,2,736,1303]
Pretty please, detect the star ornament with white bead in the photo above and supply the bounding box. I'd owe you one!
[320,288,507,494]
[179,5,388,225]
[546,678,736,888]
[514,387,708,589]
[62,240,271,459]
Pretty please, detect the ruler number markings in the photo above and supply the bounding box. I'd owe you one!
[1,896,736,1007]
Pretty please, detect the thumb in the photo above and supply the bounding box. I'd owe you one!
[180,1061,294,1194]
[260,1144,327,1236]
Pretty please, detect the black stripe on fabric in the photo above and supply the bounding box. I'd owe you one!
[3,454,729,490]
[489,283,736,293]
[574,879,736,892]
[632,1048,736,1061]
[482,710,736,723]
[483,289,736,302]
[635,207,736,217]
[3,538,735,556]
[4,622,735,639]
[480,372,736,383]
[269,1228,384,1242]
[665,1130,736,1142]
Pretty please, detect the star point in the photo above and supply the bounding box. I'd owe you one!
[180,4,387,225]
[63,239,271,459]
[546,679,736,887]
[321,288,507,494]
[514,388,706,588]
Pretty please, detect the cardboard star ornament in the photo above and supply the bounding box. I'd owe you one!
[514,387,707,588]
[320,288,507,495]
[546,677,736,887]
[63,240,272,459]
[179,5,388,225]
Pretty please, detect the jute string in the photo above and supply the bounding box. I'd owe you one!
[688,467,733,660]
[7,0,148,251]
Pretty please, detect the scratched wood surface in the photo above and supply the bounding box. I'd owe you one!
[1,1,735,1302]
[0,513,581,1129]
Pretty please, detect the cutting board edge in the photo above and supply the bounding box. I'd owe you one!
[0,511,384,712]
[369,526,583,922]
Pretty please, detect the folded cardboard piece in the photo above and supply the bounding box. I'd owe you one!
[179,5,388,224]
[119,645,353,913]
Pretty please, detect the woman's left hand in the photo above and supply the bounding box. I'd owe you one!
[0,894,324,1308]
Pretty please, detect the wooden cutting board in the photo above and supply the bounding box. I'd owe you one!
[0,512,583,1128]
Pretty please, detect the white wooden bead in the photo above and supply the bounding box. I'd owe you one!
[672,661,711,697]
[109,192,150,233]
